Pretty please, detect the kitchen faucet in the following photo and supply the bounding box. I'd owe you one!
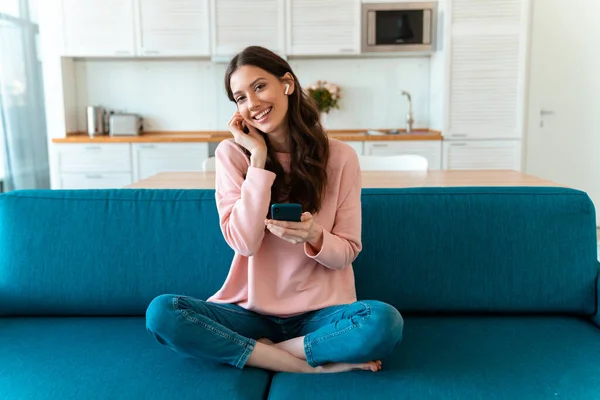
[401,90,414,134]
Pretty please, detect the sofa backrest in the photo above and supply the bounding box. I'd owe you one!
[0,187,597,317]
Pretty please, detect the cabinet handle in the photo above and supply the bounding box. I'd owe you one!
[115,50,131,55]
[83,146,102,150]
[451,134,468,138]
[372,144,389,148]
[451,143,467,147]
[85,174,103,179]
[139,144,155,149]
[339,48,355,53]
[144,50,159,55]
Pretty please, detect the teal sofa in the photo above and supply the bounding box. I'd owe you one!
[1,187,599,400]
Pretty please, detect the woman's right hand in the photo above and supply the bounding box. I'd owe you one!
[228,112,267,158]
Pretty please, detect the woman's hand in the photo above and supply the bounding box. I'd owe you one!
[228,112,267,166]
[265,212,324,250]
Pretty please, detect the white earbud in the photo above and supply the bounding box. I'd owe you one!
[284,84,290,95]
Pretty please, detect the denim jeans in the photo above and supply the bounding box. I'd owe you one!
[145,294,404,369]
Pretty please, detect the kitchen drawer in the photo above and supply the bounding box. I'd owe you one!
[364,141,442,170]
[132,143,209,181]
[442,140,522,170]
[55,144,132,173]
[60,172,132,189]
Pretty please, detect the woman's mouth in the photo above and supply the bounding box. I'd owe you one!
[253,107,272,123]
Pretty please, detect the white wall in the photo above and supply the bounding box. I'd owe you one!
[71,56,431,133]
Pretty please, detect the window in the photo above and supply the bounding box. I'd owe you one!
[0,0,49,191]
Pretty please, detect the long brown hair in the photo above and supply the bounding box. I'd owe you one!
[225,46,329,214]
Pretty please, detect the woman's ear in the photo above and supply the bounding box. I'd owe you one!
[282,73,295,95]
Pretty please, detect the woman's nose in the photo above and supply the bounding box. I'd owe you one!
[247,94,261,110]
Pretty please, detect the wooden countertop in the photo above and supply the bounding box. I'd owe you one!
[52,129,442,143]
[125,170,562,189]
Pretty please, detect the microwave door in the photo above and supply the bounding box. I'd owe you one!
[376,10,424,46]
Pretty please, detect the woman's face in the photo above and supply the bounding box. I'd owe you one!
[230,65,293,134]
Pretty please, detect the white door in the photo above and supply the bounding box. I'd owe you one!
[525,0,600,224]
[137,0,211,56]
[61,0,136,56]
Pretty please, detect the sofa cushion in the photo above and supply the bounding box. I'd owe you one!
[0,187,597,317]
[268,316,600,400]
[0,189,234,316]
[0,317,271,400]
[355,187,598,314]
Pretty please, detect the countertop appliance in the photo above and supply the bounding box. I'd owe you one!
[109,113,143,136]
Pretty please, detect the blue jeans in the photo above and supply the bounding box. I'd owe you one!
[145,294,404,369]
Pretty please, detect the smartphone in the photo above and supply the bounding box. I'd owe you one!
[241,120,249,134]
[271,203,302,222]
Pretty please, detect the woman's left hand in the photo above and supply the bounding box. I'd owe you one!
[265,212,323,247]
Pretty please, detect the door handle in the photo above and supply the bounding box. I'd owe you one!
[540,109,556,127]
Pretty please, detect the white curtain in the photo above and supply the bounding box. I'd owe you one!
[0,0,49,192]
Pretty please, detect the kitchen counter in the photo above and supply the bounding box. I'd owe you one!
[52,129,442,143]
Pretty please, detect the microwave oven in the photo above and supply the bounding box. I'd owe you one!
[361,2,437,53]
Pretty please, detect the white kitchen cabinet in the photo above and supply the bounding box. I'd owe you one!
[364,141,442,170]
[286,0,359,56]
[53,143,133,189]
[136,0,211,56]
[132,143,209,181]
[55,144,132,173]
[211,0,285,57]
[442,140,522,170]
[61,0,136,57]
[446,0,528,140]
[346,141,363,155]
[60,173,133,189]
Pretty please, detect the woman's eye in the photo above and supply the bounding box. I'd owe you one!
[235,96,246,103]
[255,84,265,91]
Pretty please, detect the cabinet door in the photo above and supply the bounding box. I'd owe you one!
[364,141,442,170]
[60,173,133,189]
[447,0,527,140]
[442,140,522,170]
[286,0,359,55]
[212,0,285,57]
[346,141,364,155]
[132,143,209,181]
[54,144,132,173]
[61,0,136,56]
[137,0,211,56]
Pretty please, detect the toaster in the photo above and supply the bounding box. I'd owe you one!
[109,113,143,136]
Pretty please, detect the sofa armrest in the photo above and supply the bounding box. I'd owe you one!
[594,268,600,328]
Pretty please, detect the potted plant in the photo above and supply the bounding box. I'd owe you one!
[306,80,342,128]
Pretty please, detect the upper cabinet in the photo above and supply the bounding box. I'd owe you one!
[212,0,285,58]
[286,0,359,56]
[446,0,527,140]
[61,0,211,57]
[136,0,211,56]
[61,0,136,56]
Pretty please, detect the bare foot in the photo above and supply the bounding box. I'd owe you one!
[316,360,382,373]
[257,338,274,345]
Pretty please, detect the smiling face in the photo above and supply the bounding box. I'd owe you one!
[230,65,294,134]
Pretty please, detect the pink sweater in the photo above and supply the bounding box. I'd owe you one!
[207,138,362,317]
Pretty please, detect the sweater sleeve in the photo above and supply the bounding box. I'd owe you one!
[304,149,362,270]
[215,140,275,256]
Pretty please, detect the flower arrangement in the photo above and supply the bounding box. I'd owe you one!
[306,80,342,114]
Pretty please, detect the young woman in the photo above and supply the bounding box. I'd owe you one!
[146,46,403,374]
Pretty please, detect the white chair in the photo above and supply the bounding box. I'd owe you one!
[202,156,216,171]
[358,154,428,171]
